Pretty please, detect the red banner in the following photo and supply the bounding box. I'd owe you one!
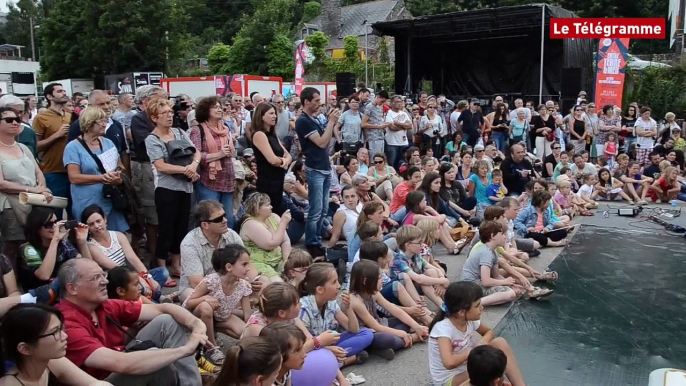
[294,41,307,96]
[550,18,665,39]
[594,38,630,109]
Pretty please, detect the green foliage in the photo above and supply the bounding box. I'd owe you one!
[268,35,296,81]
[624,62,686,118]
[304,31,332,81]
[207,43,231,74]
[302,1,321,23]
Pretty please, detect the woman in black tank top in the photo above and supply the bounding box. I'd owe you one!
[0,304,106,385]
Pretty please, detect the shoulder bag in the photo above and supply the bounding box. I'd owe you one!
[77,138,129,212]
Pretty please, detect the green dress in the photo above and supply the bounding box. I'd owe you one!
[242,215,283,278]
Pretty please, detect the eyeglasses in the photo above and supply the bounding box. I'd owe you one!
[476,150,484,152]
[206,213,226,223]
[43,220,57,229]
[374,160,384,164]
[2,117,21,124]
[553,147,561,150]
[575,109,583,112]
[37,324,65,341]
[292,267,310,274]
[85,273,107,283]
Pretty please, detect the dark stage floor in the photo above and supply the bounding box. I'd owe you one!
[494,226,686,386]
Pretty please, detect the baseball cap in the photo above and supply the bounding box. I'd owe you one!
[243,148,254,157]
[474,144,485,151]
[470,98,480,105]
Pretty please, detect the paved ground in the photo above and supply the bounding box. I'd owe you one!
[344,201,686,386]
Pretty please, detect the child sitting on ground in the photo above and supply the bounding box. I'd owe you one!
[577,174,599,209]
[106,266,153,305]
[281,249,313,287]
[403,191,463,254]
[595,168,632,203]
[214,337,283,386]
[360,240,433,325]
[184,244,253,365]
[552,151,572,181]
[428,281,525,386]
[554,178,591,217]
[259,322,307,386]
[458,345,511,386]
[487,169,508,205]
[241,282,343,386]
[391,225,451,309]
[349,259,429,360]
[416,219,448,276]
[647,166,681,203]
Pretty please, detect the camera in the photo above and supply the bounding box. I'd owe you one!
[59,220,78,233]
[433,129,439,135]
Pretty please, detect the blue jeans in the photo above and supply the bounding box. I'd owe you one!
[492,132,507,152]
[44,172,71,220]
[335,328,374,357]
[287,220,306,244]
[385,144,406,170]
[305,169,332,247]
[195,182,235,230]
[149,267,169,288]
[390,207,407,223]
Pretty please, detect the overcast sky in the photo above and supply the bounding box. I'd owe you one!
[0,0,8,13]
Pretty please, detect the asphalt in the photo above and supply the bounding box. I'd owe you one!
[343,201,686,386]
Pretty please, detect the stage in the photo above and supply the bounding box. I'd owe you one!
[495,224,686,385]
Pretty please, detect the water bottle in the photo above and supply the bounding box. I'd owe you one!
[671,199,678,208]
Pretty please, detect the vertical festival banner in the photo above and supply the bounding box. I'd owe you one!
[294,41,307,96]
[594,38,630,109]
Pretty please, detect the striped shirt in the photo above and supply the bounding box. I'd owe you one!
[90,231,127,266]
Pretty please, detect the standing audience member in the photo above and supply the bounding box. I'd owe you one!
[0,95,37,158]
[33,83,72,219]
[251,103,292,215]
[189,96,237,229]
[361,91,389,157]
[145,98,200,280]
[55,258,207,384]
[296,87,340,259]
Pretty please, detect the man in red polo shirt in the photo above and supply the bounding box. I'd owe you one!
[55,259,208,385]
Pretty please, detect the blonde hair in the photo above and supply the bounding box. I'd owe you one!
[557,179,571,189]
[396,225,423,252]
[145,97,173,121]
[417,219,439,247]
[666,112,676,120]
[243,193,271,217]
[78,107,107,134]
[661,162,674,173]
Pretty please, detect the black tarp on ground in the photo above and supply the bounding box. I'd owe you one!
[494,226,686,385]
[373,5,594,99]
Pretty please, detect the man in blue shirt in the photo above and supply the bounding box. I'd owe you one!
[295,87,340,258]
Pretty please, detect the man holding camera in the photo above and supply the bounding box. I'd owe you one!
[361,90,389,157]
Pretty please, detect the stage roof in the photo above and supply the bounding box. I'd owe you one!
[372,4,578,39]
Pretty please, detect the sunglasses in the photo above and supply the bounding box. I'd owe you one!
[553,147,561,150]
[205,213,226,223]
[374,160,384,164]
[2,117,21,124]
[43,220,57,229]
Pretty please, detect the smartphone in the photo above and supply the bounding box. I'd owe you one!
[60,220,78,233]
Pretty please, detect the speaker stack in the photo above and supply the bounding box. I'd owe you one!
[335,73,356,99]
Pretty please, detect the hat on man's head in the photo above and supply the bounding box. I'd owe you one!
[579,91,587,96]
[470,98,480,105]
[243,148,254,157]
[474,144,485,151]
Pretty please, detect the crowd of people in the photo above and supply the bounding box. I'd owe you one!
[0,82,680,386]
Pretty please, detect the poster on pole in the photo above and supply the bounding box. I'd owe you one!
[294,41,307,96]
[593,38,630,109]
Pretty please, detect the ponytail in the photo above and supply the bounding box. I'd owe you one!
[298,263,335,298]
[429,281,483,332]
[214,337,282,386]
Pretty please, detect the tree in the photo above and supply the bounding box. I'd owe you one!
[268,34,296,81]
[207,43,230,74]
[304,31,332,81]
[302,1,321,23]
[0,0,43,60]
[40,0,189,80]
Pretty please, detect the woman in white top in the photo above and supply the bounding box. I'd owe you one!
[339,155,361,186]
[81,204,167,298]
[419,102,445,157]
[328,185,361,247]
[634,106,658,166]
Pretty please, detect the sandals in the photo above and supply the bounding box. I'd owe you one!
[637,200,648,206]
[536,271,559,283]
[527,286,554,300]
[581,210,594,216]
[159,290,179,303]
[164,279,177,288]
[453,237,470,254]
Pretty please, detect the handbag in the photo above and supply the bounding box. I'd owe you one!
[105,315,158,352]
[77,138,129,212]
[342,141,364,154]
[151,128,196,180]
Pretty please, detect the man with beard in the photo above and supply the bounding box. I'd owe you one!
[33,83,72,218]
[55,258,207,385]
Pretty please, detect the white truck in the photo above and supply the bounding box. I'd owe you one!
[42,78,95,97]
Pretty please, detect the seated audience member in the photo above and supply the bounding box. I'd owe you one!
[280,249,312,287]
[619,161,653,205]
[0,304,113,386]
[18,207,91,291]
[82,205,169,295]
[55,258,208,384]
[184,245,253,365]
[239,193,291,285]
[349,260,429,360]
[106,266,153,304]
[281,173,308,243]
[428,281,524,386]
[499,198,540,253]
[389,166,423,222]
[179,200,244,303]
[328,185,362,248]
[240,282,342,386]
[258,322,308,386]
[595,168,632,203]
[403,191,462,254]
[346,202,398,263]
[576,174,599,209]
[391,225,450,309]
[213,337,282,386]
[298,263,374,367]
[647,166,680,203]
[459,345,509,386]
[513,191,569,248]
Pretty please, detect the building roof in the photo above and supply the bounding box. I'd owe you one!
[310,0,399,38]
[0,44,24,53]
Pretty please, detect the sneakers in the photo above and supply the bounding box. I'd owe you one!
[306,244,327,259]
[373,348,395,360]
[29,280,60,305]
[205,347,225,366]
[197,355,220,374]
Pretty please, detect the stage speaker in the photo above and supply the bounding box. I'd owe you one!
[336,73,356,98]
[560,68,582,98]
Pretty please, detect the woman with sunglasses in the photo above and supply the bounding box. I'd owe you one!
[531,104,557,160]
[419,102,444,157]
[568,105,589,155]
[0,304,113,386]
[17,207,90,291]
[0,107,52,268]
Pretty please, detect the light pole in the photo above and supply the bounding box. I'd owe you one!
[29,16,36,61]
[363,20,368,87]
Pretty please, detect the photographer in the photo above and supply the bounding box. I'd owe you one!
[173,100,192,132]
[419,101,445,157]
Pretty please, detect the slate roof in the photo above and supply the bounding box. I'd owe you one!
[310,0,399,38]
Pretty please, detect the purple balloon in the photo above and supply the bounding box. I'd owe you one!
[291,347,340,386]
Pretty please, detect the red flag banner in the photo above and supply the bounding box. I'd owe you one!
[593,38,630,109]
[294,41,307,96]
